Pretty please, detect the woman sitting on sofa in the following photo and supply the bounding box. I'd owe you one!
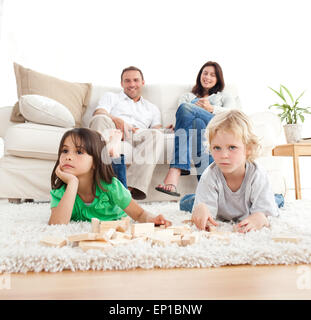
[155,61,236,196]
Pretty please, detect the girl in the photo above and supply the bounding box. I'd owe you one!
[191,110,279,233]
[156,61,236,197]
[48,128,171,226]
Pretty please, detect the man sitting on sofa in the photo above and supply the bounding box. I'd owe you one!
[89,66,172,200]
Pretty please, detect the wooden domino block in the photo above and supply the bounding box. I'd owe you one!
[181,233,199,246]
[79,241,112,252]
[170,235,182,246]
[95,228,116,242]
[40,236,67,248]
[100,221,121,233]
[150,238,169,246]
[109,238,132,246]
[167,225,191,236]
[121,216,131,230]
[272,235,301,243]
[154,228,175,237]
[111,231,132,240]
[116,220,128,233]
[182,219,193,225]
[91,218,100,233]
[67,233,97,242]
[131,223,154,237]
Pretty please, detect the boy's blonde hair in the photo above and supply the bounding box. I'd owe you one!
[206,109,261,162]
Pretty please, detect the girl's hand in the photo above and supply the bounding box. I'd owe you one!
[195,98,214,113]
[192,203,218,231]
[56,165,78,185]
[152,214,172,227]
[235,212,269,233]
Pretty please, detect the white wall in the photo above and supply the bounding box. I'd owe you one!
[1,0,311,190]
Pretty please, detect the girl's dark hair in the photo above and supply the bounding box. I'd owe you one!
[192,61,225,97]
[51,128,115,196]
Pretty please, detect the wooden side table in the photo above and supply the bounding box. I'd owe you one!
[272,143,311,199]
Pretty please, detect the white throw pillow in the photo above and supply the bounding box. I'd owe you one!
[19,94,75,128]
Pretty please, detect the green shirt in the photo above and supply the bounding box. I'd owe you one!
[50,177,132,222]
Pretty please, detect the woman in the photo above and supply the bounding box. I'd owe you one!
[155,61,236,196]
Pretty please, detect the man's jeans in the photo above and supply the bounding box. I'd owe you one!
[179,193,285,213]
[170,103,214,179]
[111,154,127,189]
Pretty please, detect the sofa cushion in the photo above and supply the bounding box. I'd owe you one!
[4,122,176,162]
[11,63,92,127]
[4,123,69,160]
[19,95,75,128]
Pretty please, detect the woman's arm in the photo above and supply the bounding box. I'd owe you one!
[178,92,196,107]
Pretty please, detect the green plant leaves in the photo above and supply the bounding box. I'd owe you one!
[281,85,294,104]
[268,85,310,124]
[268,86,287,103]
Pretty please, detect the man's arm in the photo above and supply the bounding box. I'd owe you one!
[93,108,135,140]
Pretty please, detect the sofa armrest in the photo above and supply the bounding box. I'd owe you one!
[0,106,15,138]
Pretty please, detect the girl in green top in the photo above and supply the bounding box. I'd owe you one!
[49,128,171,226]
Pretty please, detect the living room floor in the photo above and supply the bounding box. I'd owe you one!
[1,264,310,300]
[1,189,311,300]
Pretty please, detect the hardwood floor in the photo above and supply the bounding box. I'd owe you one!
[1,264,310,300]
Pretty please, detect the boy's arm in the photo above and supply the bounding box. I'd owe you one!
[192,202,218,231]
[235,211,269,233]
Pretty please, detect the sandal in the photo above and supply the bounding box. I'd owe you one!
[155,184,180,197]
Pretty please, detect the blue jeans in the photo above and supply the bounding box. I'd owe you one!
[171,103,214,179]
[111,154,127,189]
[179,193,285,213]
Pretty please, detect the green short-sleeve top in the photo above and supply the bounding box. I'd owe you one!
[50,177,132,222]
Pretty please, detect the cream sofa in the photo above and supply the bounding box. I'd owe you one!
[0,83,286,202]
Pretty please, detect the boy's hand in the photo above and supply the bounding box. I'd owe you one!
[235,212,269,233]
[56,165,79,185]
[152,214,172,227]
[191,203,218,231]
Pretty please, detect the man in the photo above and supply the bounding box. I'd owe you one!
[89,66,171,200]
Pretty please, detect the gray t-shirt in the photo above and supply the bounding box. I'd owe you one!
[193,161,279,222]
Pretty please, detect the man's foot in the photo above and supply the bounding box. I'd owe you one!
[106,129,122,158]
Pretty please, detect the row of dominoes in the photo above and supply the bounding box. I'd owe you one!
[40,217,301,250]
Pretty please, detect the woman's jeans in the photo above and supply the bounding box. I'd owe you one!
[111,154,127,189]
[179,193,285,213]
[170,103,214,179]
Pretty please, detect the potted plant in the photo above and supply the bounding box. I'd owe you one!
[268,85,311,143]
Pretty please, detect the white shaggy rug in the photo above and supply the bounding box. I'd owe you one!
[0,200,311,273]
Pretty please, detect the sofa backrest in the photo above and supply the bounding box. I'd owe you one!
[82,83,241,128]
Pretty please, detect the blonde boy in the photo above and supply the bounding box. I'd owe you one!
[192,110,279,233]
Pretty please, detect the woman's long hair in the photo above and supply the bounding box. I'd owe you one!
[192,61,225,97]
[51,128,115,196]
